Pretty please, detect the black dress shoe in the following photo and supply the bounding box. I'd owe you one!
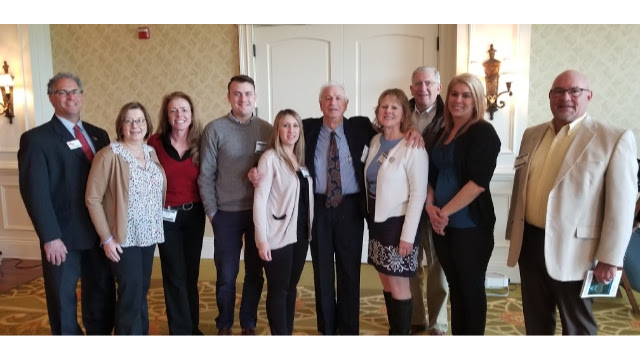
[410,324,428,335]
[217,328,232,335]
[241,328,256,335]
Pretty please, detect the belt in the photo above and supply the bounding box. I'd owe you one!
[166,202,195,211]
[314,193,359,201]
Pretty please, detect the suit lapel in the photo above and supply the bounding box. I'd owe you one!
[305,118,322,180]
[553,116,596,189]
[52,116,91,163]
[84,122,108,150]
[342,117,358,158]
[520,124,548,174]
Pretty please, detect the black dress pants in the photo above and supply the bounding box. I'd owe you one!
[310,194,364,335]
[433,226,494,335]
[263,236,309,335]
[158,202,206,335]
[111,244,156,335]
[518,222,597,335]
[40,245,115,335]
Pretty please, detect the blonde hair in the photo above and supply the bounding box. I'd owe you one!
[372,88,412,133]
[268,109,305,173]
[442,73,487,137]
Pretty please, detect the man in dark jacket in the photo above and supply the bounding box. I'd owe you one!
[18,72,115,335]
[407,66,449,335]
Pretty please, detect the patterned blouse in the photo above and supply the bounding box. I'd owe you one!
[111,142,165,248]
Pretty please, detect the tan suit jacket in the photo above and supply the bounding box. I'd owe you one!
[506,115,638,281]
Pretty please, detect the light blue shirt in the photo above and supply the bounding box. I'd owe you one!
[313,122,359,195]
[58,117,97,154]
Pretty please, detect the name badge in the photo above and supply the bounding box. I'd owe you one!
[67,139,82,150]
[162,208,178,223]
[255,141,267,154]
[300,166,310,177]
[360,145,369,162]
[377,152,389,166]
[514,153,529,170]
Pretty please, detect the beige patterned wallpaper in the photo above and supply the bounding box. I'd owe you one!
[529,24,640,157]
[50,24,239,139]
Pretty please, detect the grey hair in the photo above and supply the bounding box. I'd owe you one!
[47,72,84,94]
[318,81,349,102]
[411,66,440,84]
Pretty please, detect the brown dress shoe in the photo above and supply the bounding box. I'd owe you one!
[241,328,256,335]
[410,324,428,335]
[429,328,446,335]
[217,328,232,335]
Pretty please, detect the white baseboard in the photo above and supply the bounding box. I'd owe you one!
[0,235,41,260]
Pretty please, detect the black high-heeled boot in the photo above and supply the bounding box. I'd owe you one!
[383,291,393,335]
[390,297,413,335]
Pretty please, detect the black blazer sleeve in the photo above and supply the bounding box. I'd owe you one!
[18,128,62,243]
[454,120,501,229]
[462,121,501,189]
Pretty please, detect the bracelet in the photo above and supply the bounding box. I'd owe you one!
[100,236,114,247]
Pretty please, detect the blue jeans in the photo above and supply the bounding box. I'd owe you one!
[624,228,640,291]
[212,209,264,329]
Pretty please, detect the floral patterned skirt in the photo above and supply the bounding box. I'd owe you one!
[366,195,419,277]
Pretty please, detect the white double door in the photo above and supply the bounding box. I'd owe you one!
[252,24,438,262]
[253,24,439,122]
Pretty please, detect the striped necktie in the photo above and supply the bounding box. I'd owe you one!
[74,125,94,162]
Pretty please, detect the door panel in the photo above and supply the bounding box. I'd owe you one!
[343,25,439,118]
[254,25,343,122]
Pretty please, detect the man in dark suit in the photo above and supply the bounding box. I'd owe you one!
[303,82,377,335]
[18,72,115,335]
[304,82,424,335]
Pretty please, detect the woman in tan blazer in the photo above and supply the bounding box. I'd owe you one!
[86,102,166,335]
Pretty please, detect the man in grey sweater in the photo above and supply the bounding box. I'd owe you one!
[198,75,272,335]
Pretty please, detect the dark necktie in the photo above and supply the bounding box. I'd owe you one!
[74,125,94,162]
[325,131,342,208]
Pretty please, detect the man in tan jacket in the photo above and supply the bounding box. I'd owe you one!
[506,70,638,335]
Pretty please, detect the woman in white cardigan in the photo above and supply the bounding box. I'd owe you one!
[253,109,313,335]
[364,89,428,335]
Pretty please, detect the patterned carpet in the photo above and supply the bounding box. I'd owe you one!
[1,277,639,335]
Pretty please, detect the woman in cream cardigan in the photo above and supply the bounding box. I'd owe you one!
[365,88,428,335]
[86,102,166,335]
[253,109,313,335]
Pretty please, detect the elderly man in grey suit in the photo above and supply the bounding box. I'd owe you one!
[506,70,638,335]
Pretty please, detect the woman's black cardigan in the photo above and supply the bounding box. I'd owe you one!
[428,119,501,230]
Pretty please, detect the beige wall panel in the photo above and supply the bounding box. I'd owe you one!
[529,24,640,157]
[50,24,240,141]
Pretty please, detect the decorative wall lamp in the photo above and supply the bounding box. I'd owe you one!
[0,60,15,124]
[482,44,512,120]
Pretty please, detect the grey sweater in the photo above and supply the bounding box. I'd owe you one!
[198,113,272,216]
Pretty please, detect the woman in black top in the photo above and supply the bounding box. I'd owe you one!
[426,73,501,335]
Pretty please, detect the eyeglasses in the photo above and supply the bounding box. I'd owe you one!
[51,89,83,96]
[123,118,147,125]
[549,87,590,99]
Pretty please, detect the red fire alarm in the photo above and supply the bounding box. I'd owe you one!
[138,26,150,39]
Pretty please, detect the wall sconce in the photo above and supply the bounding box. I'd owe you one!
[482,44,513,120]
[0,60,15,124]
